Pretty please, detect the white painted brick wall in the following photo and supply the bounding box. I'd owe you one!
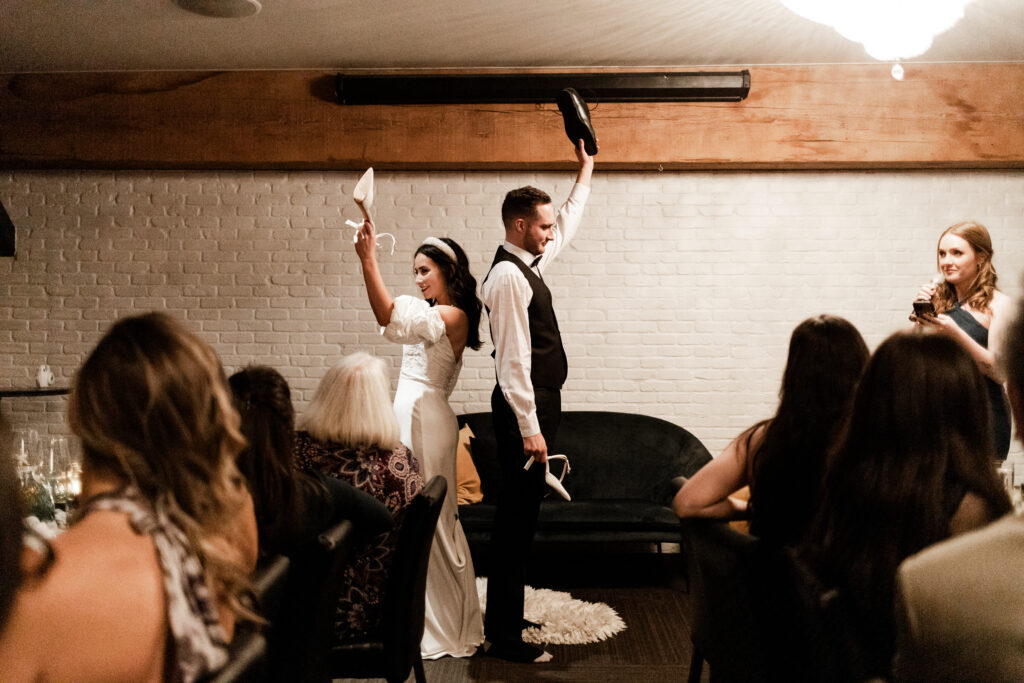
[1,170,1022,461]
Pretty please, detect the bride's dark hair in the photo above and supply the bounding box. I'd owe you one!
[415,238,483,351]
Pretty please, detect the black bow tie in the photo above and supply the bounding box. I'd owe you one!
[530,256,542,268]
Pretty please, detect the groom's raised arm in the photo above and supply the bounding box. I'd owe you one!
[538,140,594,271]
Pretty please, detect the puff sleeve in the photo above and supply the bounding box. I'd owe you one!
[382,295,446,345]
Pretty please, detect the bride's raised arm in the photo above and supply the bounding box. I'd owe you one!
[354,219,395,327]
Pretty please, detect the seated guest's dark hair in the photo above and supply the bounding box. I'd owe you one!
[229,365,303,554]
[801,329,1011,676]
[747,314,869,547]
[501,186,552,228]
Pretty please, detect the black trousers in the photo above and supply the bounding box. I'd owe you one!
[484,384,561,643]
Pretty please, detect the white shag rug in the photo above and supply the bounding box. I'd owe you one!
[476,577,626,645]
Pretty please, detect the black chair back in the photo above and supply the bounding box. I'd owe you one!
[680,517,769,683]
[201,626,268,683]
[682,517,871,683]
[252,553,290,608]
[331,475,447,683]
[762,549,868,683]
[272,519,356,683]
[250,553,289,663]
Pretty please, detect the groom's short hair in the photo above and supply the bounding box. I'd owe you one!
[502,186,551,229]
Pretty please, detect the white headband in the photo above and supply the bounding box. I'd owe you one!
[420,237,457,263]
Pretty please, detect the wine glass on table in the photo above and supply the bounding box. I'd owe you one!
[16,430,55,522]
[46,437,71,508]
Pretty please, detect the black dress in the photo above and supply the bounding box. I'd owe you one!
[292,431,423,640]
[946,303,1011,459]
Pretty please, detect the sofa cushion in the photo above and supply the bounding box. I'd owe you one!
[455,424,484,505]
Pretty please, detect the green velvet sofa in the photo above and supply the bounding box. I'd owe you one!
[456,411,713,547]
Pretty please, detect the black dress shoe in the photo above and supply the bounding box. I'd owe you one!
[557,88,598,156]
[522,618,541,630]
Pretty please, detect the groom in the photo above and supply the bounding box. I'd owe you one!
[480,139,595,663]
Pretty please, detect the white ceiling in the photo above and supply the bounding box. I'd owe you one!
[1,0,1023,73]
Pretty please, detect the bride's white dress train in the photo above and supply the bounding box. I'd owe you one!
[384,295,484,659]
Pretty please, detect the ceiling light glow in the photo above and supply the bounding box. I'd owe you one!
[780,0,976,61]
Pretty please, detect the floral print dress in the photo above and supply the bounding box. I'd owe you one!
[292,431,424,640]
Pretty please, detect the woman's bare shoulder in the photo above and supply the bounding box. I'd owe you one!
[436,304,468,328]
[0,513,165,681]
[733,421,769,461]
[992,289,1013,314]
[50,513,164,621]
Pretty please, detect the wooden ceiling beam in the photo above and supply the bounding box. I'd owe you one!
[1,64,1022,170]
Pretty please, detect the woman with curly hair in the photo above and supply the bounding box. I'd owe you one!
[293,352,423,642]
[354,220,485,659]
[800,330,1011,679]
[913,221,1014,457]
[0,313,258,682]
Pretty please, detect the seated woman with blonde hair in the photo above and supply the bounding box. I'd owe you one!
[293,352,423,642]
[0,313,258,682]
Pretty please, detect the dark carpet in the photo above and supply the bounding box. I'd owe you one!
[336,545,707,683]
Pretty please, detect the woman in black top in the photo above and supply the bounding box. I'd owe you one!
[913,220,1014,458]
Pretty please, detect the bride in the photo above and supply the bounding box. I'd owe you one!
[354,219,485,659]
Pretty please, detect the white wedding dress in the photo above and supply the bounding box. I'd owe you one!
[384,295,484,659]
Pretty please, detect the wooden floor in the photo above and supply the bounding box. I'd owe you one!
[336,545,708,683]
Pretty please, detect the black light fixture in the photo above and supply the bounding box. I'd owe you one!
[335,71,750,105]
[1,200,14,257]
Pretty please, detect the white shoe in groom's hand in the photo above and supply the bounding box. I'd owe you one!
[524,454,572,501]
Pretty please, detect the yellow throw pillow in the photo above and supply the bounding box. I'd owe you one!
[456,424,484,505]
[729,486,751,534]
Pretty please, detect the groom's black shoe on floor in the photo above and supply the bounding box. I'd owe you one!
[481,639,553,663]
[557,88,598,156]
[522,618,541,630]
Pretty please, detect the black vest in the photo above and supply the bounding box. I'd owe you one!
[485,247,568,390]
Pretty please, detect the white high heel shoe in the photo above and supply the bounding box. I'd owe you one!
[524,454,571,501]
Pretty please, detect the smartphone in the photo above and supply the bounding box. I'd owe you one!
[913,300,937,317]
